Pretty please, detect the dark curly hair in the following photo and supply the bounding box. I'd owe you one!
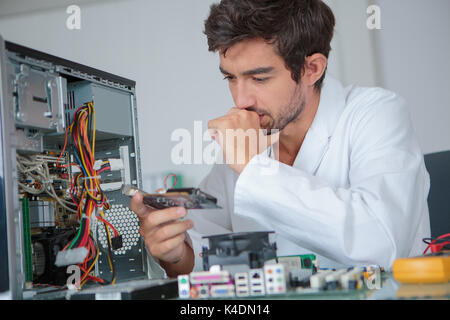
[204,0,335,89]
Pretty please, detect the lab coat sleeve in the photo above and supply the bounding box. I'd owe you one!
[234,92,430,270]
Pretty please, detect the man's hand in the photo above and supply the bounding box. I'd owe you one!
[208,107,279,174]
[130,192,194,266]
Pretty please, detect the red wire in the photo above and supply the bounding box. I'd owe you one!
[79,203,92,247]
[69,174,79,206]
[164,173,178,190]
[58,105,116,286]
[423,233,450,254]
[97,216,118,237]
[96,166,111,174]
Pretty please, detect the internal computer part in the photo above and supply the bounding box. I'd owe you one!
[179,230,381,299]
[178,263,383,299]
[0,39,150,299]
[201,231,277,272]
[121,184,221,210]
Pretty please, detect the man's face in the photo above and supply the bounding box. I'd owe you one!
[219,38,306,132]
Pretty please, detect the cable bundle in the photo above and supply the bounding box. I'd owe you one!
[56,101,119,288]
[16,154,76,213]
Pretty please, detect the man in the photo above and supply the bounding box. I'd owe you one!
[131,0,430,277]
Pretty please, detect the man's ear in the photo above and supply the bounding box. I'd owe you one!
[303,53,328,87]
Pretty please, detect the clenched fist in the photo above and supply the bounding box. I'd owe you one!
[208,107,279,174]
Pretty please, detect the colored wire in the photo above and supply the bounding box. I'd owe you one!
[423,233,450,254]
[54,101,118,288]
[163,173,178,190]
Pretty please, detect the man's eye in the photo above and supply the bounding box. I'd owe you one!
[253,77,269,83]
[223,76,235,81]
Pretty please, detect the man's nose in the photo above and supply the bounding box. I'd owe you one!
[233,81,256,110]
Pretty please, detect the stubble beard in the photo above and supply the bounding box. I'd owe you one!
[265,85,306,135]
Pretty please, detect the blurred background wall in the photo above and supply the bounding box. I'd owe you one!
[0,0,448,188]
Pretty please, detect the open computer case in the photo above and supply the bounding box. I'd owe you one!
[0,35,168,300]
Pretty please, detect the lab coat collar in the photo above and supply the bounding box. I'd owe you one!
[293,75,347,174]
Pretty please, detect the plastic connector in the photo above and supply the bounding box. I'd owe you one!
[55,247,88,267]
[111,235,123,250]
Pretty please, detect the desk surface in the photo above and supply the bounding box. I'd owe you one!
[26,273,450,300]
[188,273,450,300]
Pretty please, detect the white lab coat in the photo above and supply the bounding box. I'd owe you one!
[184,75,431,272]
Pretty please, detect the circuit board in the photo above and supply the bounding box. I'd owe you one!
[121,184,221,210]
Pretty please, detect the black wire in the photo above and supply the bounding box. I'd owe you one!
[102,222,116,285]
[422,236,450,245]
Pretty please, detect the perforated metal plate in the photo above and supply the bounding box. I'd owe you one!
[98,204,140,255]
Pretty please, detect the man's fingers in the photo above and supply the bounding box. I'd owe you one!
[226,107,240,115]
[152,219,193,243]
[208,118,222,132]
[141,207,187,231]
[130,192,153,219]
[155,233,187,257]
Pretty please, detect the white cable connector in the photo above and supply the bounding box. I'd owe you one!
[72,158,124,173]
[108,158,124,171]
[55,247,88,267]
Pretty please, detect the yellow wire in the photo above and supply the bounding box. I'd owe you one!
[79,249,99,289]
[74,103,116,288]
[78,107,102,201]
[91,102,96,159]
[86,103,102,196]
[78,125,101,201]
[100,209,116,284]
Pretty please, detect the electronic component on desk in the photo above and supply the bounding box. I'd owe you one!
[393,251,450,284]
[298,254,318,270]
[277,254,317,287]
[187,268,233,299]
[362,265,382,286]
[340,267,364,290]
[178,259,370,300]
[249,268,266,296]
[264,264,289,295]
[324,269,348,290]
[309,270,333,290]
[201,231,277,271]
[121,184,221,210]
[189,270,232,285]
[234,272,250,297]
[210,284,235,298]
[197,284,210,298]
[177,275,190,299]
[190,286,199,299]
